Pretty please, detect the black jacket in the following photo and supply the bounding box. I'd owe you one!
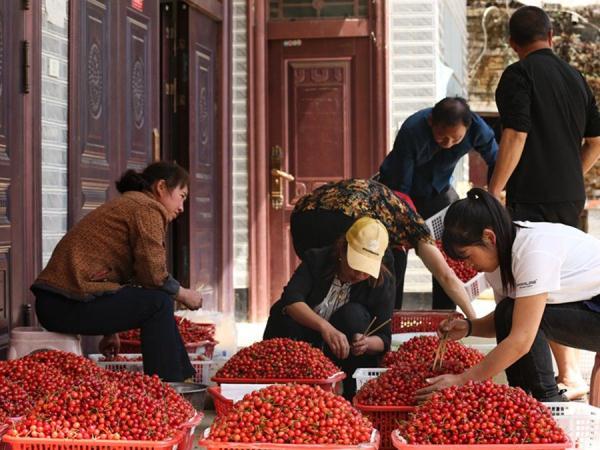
[270,245,395,350]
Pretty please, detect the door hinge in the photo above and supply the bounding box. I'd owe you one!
[22,40,30,94]
[165,27,174,39]
[22,0,30,10]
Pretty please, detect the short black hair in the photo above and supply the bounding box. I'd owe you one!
[431,97,472,128]
[509,6,552,47]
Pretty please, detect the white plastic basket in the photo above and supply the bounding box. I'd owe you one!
[544,402,600,449]
[425,206,489,300]
[89,354,229,385]
[352,368,388,391]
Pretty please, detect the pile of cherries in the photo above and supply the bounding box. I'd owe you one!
[382,335,484,369]
[397,381,568,445]
[0,350,195,441]
[120,317,217,346]
[215,338,340,380]
[435,240,478,282]
[355,361,469,406]
[208,384,373,445]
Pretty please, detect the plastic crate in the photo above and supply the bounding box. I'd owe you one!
[391,311,463,334]
[353,368,388,391]
[199,427,380,449]
[545,402,599,450]
[89,354,229,385]
[390,430,571,449]
[212,371,346,392]
[425,207,489,301]
[119,339,216,357]
[179,413,204,450]
[0,413,202,450]
[208,386,235,417]
[354,402,414,450]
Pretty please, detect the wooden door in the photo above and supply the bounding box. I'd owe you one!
[69,0,158,224]
[268,37,374,302]
[0,0,26,352]
[171,2,222,312]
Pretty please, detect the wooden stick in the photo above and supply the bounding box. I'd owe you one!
[363,316,377,336]
[365,318,392,337]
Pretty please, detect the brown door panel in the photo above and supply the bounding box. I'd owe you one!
[268,37,373,303]
[173,5,220,311]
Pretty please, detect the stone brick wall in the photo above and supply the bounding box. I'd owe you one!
[41,0,69,266]
[232,0,249,290]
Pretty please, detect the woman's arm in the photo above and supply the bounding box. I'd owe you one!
[286,302,350,359]
[417,293,547,397]
[416,240,477,319]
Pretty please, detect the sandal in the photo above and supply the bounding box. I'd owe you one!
[556,382,589,401]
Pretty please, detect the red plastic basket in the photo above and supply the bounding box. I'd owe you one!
[390,430,572,450]
[198,428,380,450]
[354,402,415,450]
[1,414,201,450]
[119,339,216,357]
[179,413,204,450]
[208,386,234,417]
[391,310,463,334]
[211,371,346,393]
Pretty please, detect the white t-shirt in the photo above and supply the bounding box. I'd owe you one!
[485,221,600,304]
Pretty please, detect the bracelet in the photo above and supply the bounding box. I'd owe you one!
[465,318,473,337]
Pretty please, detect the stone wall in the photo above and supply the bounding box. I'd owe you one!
[41,0,69,266]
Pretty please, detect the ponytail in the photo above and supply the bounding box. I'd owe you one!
[115,161,189,194]
[442,188,519,290]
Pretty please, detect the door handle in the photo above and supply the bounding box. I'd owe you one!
[270,145,295,210]
[271,168,295,181]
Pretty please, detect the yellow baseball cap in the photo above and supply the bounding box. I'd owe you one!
[345,217,389,279]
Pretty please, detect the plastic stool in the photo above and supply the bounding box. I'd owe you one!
[7,327,82,360]
[590,353,600,407]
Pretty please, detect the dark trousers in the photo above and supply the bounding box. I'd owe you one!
[495,297,600,401]
[291,209,405,308]
[33,287,194,382]
[411,187,460,310]
[263,302,380,399]
[507,200,585,229]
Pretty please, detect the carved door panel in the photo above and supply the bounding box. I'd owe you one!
[121,1,159,172]
[0,0,25,352]
[172,3,220,311]
[69,0,158,225]
[69,0,115,224]
[268,37,372,303]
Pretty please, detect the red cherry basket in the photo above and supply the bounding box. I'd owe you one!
[119,339,217,358]
[1,413,203,450]
[354,402,415,450]
[390,430,572,450]
[198,428,380,450]
[391,310,463,334]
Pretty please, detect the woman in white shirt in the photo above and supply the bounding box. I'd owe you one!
[416,188,600,402]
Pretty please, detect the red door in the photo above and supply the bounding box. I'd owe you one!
[69,0,158,224]
[173,4,221,311]
[267,37,375,303]
[0,0,27,352]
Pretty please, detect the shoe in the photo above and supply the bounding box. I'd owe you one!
[543,391,570,403]
[557,382,589,401]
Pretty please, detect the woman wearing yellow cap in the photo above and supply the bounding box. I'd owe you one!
[264,217,394,397]
[290,178,476,318]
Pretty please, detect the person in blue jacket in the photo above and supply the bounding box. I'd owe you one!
[378,97,497,311]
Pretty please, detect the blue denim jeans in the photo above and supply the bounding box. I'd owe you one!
[495,296,600,401]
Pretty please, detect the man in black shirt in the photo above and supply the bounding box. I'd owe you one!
[489,5,600,402]
[489,6,600,227]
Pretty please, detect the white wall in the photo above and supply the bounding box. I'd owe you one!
[41,0,69,266]
[232,0,249,290]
